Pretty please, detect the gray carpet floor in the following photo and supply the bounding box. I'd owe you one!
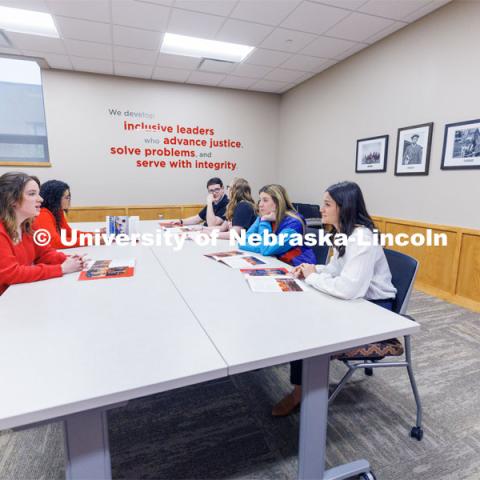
[1,290,479,480]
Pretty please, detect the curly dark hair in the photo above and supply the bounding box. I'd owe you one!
[40,180,70,232]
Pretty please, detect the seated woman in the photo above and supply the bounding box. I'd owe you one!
[239,184,316,266]
[34,180,103,249]
[0,172,85,296]
[203,178,257,239]
[272,181,397,416]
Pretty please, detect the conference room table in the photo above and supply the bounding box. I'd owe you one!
[0,221,419,480]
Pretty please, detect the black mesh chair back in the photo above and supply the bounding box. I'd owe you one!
[306,227,329,265]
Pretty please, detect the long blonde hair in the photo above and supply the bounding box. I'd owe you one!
[259,184,304,233]
[0,172,40,243]
[225,178,257,221]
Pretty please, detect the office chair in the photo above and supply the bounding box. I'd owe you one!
[328,249,424,441]
[306,226,330,265]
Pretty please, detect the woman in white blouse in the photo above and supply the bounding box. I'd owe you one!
[272,181,397,417]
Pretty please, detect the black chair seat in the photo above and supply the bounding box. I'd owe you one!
[334,338,404,361]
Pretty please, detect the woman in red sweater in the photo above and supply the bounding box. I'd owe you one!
[0,172,84,296]
[34,179,103,249]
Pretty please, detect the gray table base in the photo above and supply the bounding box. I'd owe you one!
[60,355,373,480]
[299,354,372,480]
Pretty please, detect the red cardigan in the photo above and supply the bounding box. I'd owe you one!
[0,222,66,295]
[33,208,92,249]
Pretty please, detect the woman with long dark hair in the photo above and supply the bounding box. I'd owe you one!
[0,173,84,295]
[272,181,397,416]
[239,184,316,266]
[33,180,102,248]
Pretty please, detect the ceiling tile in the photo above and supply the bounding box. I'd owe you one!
[173,0,237,17]
[167,9,225,39]
[358,0,433,21]
[264,68,306,82]
[403,0,451,22]
[152,66,191,82]
[249,79,286,93]
[113,26,162,50]
[300,35,357,58]
[309,0,369,10]
[281,2,351,34]
[114,61,154,78]
[260,28,317,53]
[279,54,329,72]
[334,41,368,60]
[364,20,406,44]
[136,0,174,5]
[232,63,272,79]
[113,46,158,65]
[0,0,49,12]
[245,48,292,67]
[112,0,169,31]
[325,11,395,42]
[198,59,236,73]
[215,19,273,46]
[5,32,67,54]
[65,39,112,60]
[54,16,111,44]
[230,0,302,26]
[156,52,201,69]
[278,82,297,93]
[47,0,111,22]
[218,75,257,89]
[187,71,225,86]
[21,50,73,69]
[70,56,113,74]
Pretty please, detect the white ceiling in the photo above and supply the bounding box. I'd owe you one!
[0,0,451,94]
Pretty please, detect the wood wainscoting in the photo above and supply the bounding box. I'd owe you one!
[372,216,480,313]
[67,204,204,222]
[67,205,479,312]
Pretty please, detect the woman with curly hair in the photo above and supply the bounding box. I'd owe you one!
[33,180,103,248]
[0,172,84,295]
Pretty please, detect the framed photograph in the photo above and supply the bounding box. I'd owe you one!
[395,122,433,176]
[441,118,480,170]
[355,135,388,173]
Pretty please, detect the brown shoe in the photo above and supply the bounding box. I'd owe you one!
[272,391,301,417]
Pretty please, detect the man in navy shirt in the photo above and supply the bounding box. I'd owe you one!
[180,177,229,227]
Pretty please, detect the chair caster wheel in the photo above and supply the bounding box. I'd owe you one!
[361,471,376,480]
[411,426,424,441]
[364,367,373,376]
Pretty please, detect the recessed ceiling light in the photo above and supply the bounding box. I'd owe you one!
[0,6,59,38]
[161,33,254,63]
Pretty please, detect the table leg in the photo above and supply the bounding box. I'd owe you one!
[298,354,371,480]
[63,408,112,480]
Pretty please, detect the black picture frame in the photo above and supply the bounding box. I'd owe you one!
[395,122,433,176]
[355,135,388,173]
[441,118,480,170]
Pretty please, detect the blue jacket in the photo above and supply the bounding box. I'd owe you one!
[239,214,316,266]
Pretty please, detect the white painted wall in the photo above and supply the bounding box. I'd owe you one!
[278,0,479,229]
[4,70,280,205]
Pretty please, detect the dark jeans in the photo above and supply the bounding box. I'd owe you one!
[289,298,395,385]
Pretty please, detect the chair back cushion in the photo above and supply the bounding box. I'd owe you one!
[384,249,418,314]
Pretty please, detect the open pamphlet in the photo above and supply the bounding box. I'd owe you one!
[240,267,289,277]
[246,276,308,293]
[106,216,139,236]
[78,259,135,281]
[204,250,266,268]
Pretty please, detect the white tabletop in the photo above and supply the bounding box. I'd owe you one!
[149,231,419,375]
[0,243,227,430]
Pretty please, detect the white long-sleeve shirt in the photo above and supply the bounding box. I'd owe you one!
[305,226,397,300]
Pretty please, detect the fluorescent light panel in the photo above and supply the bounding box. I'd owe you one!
[161,33,254,63]
[0,6,59,38]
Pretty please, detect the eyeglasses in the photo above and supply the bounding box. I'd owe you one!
[208,187,222,194]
